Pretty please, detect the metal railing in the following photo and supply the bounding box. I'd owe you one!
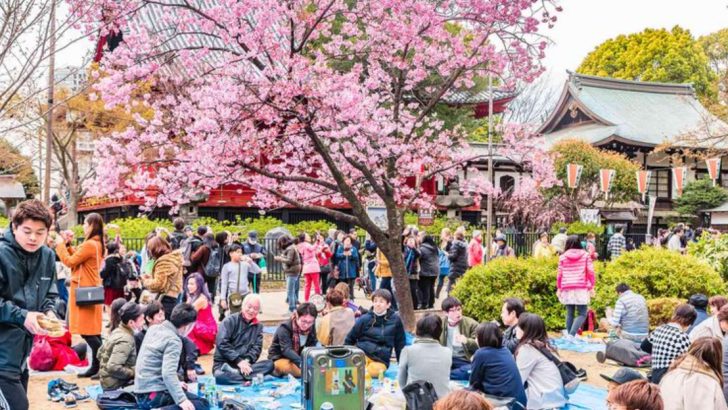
[85,232,648,281]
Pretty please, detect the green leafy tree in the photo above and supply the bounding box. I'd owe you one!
[698,28,728,121]
[577,26,717,100]
[688,233,728,281]
[548,140,640,220]
[0,139,39,198]
[674,178,728,217]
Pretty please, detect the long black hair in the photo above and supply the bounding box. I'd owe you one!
[564,235,583,251]
[515,313,555,355]
[85,212,106,253]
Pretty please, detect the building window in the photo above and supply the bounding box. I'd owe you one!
[499,175,515,194]
[648,170,670,199]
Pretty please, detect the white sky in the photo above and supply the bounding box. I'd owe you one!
[543,0,728,86]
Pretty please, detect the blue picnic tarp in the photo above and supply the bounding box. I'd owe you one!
[84,362,608,410]
[552,337,606,353]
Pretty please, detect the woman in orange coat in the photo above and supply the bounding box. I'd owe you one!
[55,213,105,378]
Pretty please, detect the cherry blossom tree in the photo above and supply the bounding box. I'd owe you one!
[70,0,559,329]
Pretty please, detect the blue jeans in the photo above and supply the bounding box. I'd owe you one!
[286,276,299,312]
[57,279,68,304]
[450,356,471,381]
[566,304,588,336]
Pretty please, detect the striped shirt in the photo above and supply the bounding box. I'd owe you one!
[609,290,649,340]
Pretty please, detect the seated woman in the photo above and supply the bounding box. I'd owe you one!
[515,313,567,409]
[185,273,218,355]
[469,322,527,408]
[659,336,728,410]
[268,303,319,378]
[334,282,365,317]
[398,314,451,398]
[317,289,356,346]
[98,302,145,390]
[642,304,696,384]
[345,289,405,378]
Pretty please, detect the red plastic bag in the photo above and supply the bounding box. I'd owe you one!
[29,336,55,371]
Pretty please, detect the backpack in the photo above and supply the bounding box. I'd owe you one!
[181,238,194,267]
[402,380,438,410]
[205,246,223,278]
[170,232,186,250]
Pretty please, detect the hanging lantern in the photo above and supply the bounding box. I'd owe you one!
[707,157,721,186]
[566,163,583,189]
[636,170,651,202]
[672,166,688,197]
[599,169,616,195]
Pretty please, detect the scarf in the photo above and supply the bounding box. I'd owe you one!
[290,313,306,354]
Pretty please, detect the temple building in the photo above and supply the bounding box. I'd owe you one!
[539,72,728,232]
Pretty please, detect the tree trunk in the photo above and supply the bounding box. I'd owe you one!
[373,227,415,332]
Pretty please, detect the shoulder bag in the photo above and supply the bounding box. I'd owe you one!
[75,241,105,306]
[537,345,582,394]
[227,263,245,313]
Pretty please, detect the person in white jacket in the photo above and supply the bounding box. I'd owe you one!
[689,305,728,341]
[659,336,728,410]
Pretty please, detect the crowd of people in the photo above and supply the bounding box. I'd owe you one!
[4,198,728,410]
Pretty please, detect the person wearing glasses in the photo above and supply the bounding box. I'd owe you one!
[268,303,319,378]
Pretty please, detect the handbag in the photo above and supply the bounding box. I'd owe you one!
[537,346,581,394]
[227,263,245,313]
[402,380,438,410]
[75,241,104,306]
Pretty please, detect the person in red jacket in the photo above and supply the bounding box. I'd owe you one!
[557,235,596,336]
[467,231,484,267]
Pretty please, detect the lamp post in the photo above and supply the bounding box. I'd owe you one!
[485,74,494,261]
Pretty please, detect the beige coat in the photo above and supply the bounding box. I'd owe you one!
[659,355,728,410]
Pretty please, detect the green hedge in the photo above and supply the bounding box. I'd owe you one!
[71,216,339,241]
[688,234,728,281]
[550,221,605,236]
[452,257,565,330]
[592,246,725,317]
[0,215,7,229]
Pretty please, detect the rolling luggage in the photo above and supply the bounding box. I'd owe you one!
[302,346,366,410]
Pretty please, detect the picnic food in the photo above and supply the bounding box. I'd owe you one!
[38,315,66,337]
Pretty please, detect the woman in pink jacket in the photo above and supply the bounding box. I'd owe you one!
[557,235,596,336]
[297,232,323,302]
[468,230,484,267]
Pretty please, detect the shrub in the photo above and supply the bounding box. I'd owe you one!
[451,257,566,330]
[72,216,173,239]
[404,211,469,236]
[0,215,7,229]
[646,298,683,328]
[592,246,725,317]
[688,234,728,281]
[551,221,605,236]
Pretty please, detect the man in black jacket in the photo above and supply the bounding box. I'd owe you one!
[213,294,272,384]
[0,200,59,410]
[501,297,525,353]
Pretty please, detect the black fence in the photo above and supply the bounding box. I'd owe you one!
[91,232,648,282]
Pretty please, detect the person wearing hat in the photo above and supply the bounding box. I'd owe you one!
[687,294,709,333]
[242,231,267,294]
[492,234,514,259]
[601,367,646,392]
[98,302,145,390]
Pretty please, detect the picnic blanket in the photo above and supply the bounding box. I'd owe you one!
[552,336,606,353]
[85,362,608,410]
